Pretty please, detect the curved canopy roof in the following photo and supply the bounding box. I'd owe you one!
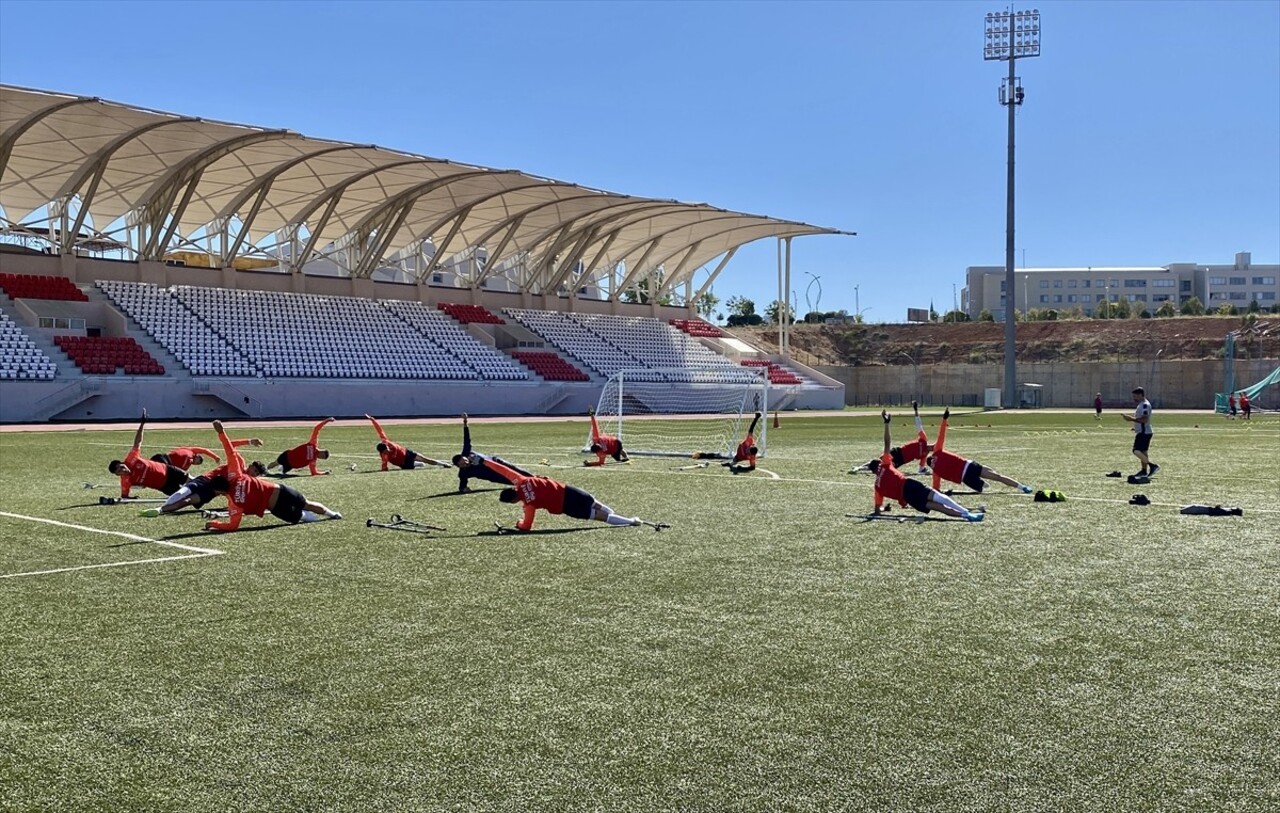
[0,85,851,297]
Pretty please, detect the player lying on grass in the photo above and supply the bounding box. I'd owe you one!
[854,400,933,475]
[584,405,629,466]
[450,413,532,493]
[150,444,219,472]
[868,410,984,521]
[143,437,266,516]
[693,412,762,474]
[366,414,448,471]
[460,455,665,532]
[107,409,189,499]
[266,417,334,476]
[927,407,1032,494]
[201,420,341,532]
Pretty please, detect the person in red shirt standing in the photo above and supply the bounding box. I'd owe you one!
[266,417,334,476]
[927,408,1032,495]
[1227,393,1238,419]
[205,420,341,532]
[584,405,629,466]
[1094,393,1104,420]
[464,455,665,532]
[868,410,983,521]
[151,445,220,472]
[1239,391,1252,420]
[107,410,189,499]
[366,414,448,471]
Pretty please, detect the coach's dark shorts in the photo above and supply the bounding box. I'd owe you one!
[961,461,987,493]
[902,479,932,513]
[270,484,307,524]
[1133,433,1152,453]
[399,449,419,470]
[562,485,595,521]
[161,465,189,496]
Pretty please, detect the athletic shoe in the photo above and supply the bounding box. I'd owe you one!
[329,511,343,520]
[1019,484,1033,494]
[965,512,985,523]
[138,508,161,518]
[1148,463,1160,477]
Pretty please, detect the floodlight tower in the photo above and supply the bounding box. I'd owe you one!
[985,7,1040,408]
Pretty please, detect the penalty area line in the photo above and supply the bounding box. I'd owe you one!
[0,511,225,579]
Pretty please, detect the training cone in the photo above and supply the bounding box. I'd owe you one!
[773,411,780,429]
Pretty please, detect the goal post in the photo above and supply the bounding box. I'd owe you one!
[586,367,769,458]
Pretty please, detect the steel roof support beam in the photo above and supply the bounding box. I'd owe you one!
[523,201,689,273]
[614,239,664,297]
[416,205,472,284]
[657,240,704,299]
[546,225,600,295]
[693,246,737,303]
[610,215,746,294]
[473,214,524,288]
[212,143,363,224]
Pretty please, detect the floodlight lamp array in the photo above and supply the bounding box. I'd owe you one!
[984,9,1041,61]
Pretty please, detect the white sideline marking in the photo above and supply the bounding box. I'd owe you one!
[0,511,224,579]
[756,468,782,480]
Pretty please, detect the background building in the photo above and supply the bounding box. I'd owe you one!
[964,252,1278,320]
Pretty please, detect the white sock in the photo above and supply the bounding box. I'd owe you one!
[933,491,968,515]
[300,510,323,523]
[914,414,925,434]
[605,513,639,526]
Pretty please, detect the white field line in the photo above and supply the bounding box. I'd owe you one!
[0,511,225,579]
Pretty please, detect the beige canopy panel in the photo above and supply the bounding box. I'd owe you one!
[0,85,851,299]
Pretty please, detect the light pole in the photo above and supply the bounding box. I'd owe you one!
[804,272,822,318]
[985,7,1040,408]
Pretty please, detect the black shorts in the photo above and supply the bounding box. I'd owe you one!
[185,474,226,506]
[275,451,293,473]
[1133,433,1152,453]
[889,447,907,468]
[902,479,932,513]
[611,445,626,462]
[562,485,595,521]
[461,456,532,488]
[961,461,986,493]
[399,450,419,470]
[269,484,306,524]
[161,465,189,496]
[150,453,171,466]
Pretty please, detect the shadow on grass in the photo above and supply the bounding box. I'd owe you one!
[848,513,964,524]
[146,525,295,544]
[476,526,602,537]
[420,488,502,500]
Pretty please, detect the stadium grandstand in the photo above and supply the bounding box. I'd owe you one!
[0,85,851,423]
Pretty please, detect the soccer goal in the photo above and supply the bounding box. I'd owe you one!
[587,367,769,458]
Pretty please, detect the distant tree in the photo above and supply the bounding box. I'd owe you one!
[1180,297,1205,316]
[764,299,796,325]
[725,295,756,318]
[1154,301,1177,318]
[1138,308,1152,319]
[1215,303,1238,316]
[929,305,940,322]
[978,309,995,322]
[1113,299,1131,319]
[1246,298,1262,314]
[941,309,970,323]
[696,290,720,320]
[621,276,672,306]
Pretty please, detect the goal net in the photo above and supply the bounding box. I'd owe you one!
[587,367,769,458]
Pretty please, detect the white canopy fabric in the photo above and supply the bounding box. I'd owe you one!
[0,85,850,296]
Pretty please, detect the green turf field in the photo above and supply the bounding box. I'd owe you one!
[2,410,1277,812]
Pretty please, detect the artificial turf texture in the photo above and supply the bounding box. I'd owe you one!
[1,410,1277,812]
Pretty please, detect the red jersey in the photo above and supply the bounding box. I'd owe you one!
[167,446,219,471]
[873,452,909,509]
[483,458,566,531]
[285,443,318,469]
[208,428,278,532]
[893,431,929,466]
[120,448,168,497]
[379,440,409,470]
[929,418,970,489]
[733,433,757,465]
[589,413,622,464]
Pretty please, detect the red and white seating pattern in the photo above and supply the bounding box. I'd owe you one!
[381,299,528,380]
[97,280,256,376]
[503,308,660,381]
[740,358,805,385]
[437,302,504,325]
[0,312,57,380]
[54,335,164,375]
[509,350,590,382]
[567,313,751,382]
[669,318,724,338]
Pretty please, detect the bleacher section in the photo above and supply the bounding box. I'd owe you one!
[0,273,89,302]
[0,312,57,380]
[741,358,804,385]
[669,318,725,338]
[381,300,528,380]
[503,308,653,380]
[438,302,504,325]
[97,280,257,376]
[53,335,165,375]
[568,312,747,381]
[509,350,591,382]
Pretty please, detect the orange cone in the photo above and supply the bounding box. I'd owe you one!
[773,410,780,429]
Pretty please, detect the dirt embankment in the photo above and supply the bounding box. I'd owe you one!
[734,316,1279,367]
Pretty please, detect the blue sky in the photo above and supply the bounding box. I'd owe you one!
[1,0,1277,322]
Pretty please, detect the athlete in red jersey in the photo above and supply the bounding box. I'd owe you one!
[205,420,340,532]
[1240,391,1252,420]
[366,414,448,471]
[152,445,220,472]
[867,410,983,521]
[107,410,189,498]
[693,412,763,474]
[469,456,664,532]
[927,408,1031,494]
[584,406,628,466]
[855,401,932,474]
[145,437,265,516]
[267,418,334,476]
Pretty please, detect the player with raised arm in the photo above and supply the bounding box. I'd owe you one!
[584,405,629,466]
[266,417,334,476]
[107,409,189,499]
[693,412,762,474]
[204,420,341,532]
[927,407,1032,494]
[142,437,266,516]
[366,414,448,471]
[450,413,532,493]
[867,410,984,521]
[464,455,666,532]
[854,401,932,474]
[151,444,220,472]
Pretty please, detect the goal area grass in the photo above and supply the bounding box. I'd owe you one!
[2,410,1277,812]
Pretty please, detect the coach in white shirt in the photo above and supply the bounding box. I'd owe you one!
[1123,386,1159,478]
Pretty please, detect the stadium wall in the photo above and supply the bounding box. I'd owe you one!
[822,358,1278,410]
